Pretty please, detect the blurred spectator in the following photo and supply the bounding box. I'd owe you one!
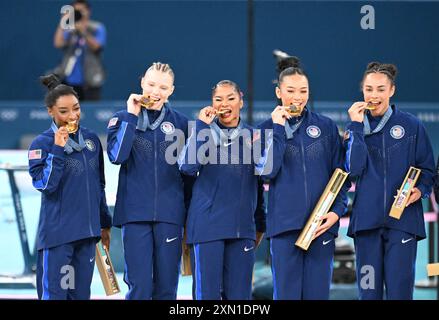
[53,0,106,100]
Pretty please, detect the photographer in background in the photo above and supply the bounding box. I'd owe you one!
[53,0,106,101]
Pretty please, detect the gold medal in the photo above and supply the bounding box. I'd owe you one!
[286,103,301,116]
[66,121,78,134]
[365,102,377,110]
[139,95,158,108]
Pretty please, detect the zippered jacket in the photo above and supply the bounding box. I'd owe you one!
[28,127,111,250]
[344,105,435,239]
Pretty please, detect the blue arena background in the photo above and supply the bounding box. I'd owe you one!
[1,0,438,149]
[0,1,438,102]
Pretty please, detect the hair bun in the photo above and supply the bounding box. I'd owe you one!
[366,61,398,79]
[40,74,61,90]
[277,56,301,73]
[382,63,398,78]
[362,61,398,87]
[366,61,381,71]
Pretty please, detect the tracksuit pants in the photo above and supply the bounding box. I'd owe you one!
[270,230,335,300]
[190,238,256,300]
[122,221,182,300]
[36,237,96,300]
[354,227,417,300]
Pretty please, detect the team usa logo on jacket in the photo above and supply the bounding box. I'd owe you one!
[306,125,321,138]
[85,139,96,152]
[390,125,405,139]
[160,121,175,134]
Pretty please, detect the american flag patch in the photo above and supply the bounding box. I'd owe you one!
[108,117,118,128]
[28,149,42,160]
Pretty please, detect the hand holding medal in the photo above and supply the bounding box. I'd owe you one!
[198,106,217,125]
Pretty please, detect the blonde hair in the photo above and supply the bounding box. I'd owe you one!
[145,62,175,81]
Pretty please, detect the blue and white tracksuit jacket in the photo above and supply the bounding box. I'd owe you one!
[28,125,111,300]
[343,105,435,300]
[178,119,266,300]
[256,108,348,300]
[106,105,193,300]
